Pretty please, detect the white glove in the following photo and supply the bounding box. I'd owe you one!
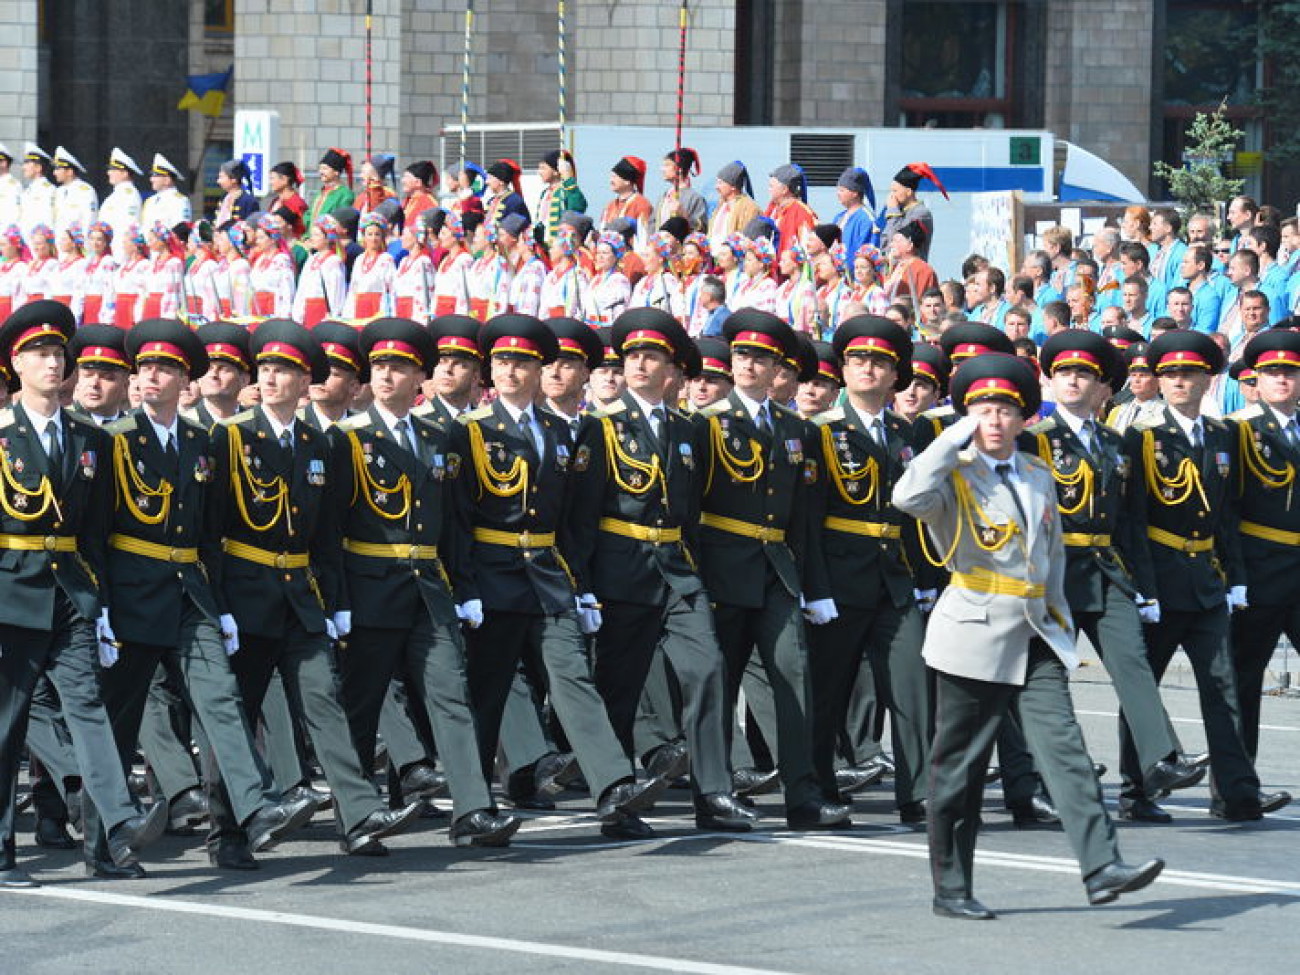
[576,594,603,635]
[332,611,352,638]
[96,609,119,668]
[1137,600,1161,624]
[456,599,484,629]
[325,619,339,642]
[803,598,839,626]
[219,613,240,656]
[1227,585,1248,612]
[940,413,980,447]
[914,588,938,613]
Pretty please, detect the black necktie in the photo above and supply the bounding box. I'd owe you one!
[394,418,415,455]
[1189,422,1204,464]
[279,429,294,457]
[756,403,772,435]
[995,462,1029,527]
[165,431,179,475]
[46,424,63,484]
[650,406,666,449]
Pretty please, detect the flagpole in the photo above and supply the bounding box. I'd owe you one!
[461,1,475,165]
[675,1,689,153]
[557,0,567,148]
[365,0,374,159]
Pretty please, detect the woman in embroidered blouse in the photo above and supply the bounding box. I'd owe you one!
[710,233,747,304]
[112,224,149,328]
[538,225,589,320]
[0,225,31,321]
[730,235,778,313]
[583,231,632,327]
[775,237,819,335]
[182,221,222,323]
[50,222,89,323]
[248,213,296,318]
[80,221,117,326]
[430,208,477,317]
[214,221,252,320]
[393,212,437,323]
[291,214,347,328]
[135,221,185,320]
[20,224,58,305]
[679,231,713,335]
[629,231,684,320]
[343,211,396,319]
[849,243,891,317]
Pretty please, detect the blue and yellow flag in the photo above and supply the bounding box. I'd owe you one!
[178,66,233,117]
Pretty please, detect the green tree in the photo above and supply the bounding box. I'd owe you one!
[1255,0,1300,165]
[1152,103,1245,219]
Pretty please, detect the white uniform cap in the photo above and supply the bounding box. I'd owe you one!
[109,147,143,176]
[53,146,85,173]
[151,152,184,182]
[23,143,51,163]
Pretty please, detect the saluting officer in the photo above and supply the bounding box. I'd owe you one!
[692,308,849,829]
[1029,331,1204,824]
[206,319,422,858]
[802,315,931,822]
[329,317,521,847]
[1122,330,1289,821]
[82,319,317,876]
[1228,329,1300,774]
[894,352,1163,920]
[447,314,668,839]
[569,308,757,831]
[0,301,167,888]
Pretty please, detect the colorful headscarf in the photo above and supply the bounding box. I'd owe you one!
[314,214,346,260]
[223,221,248,257]
[747,236,776,268]
[1,225,32,262]
[829,241,848,276]
[553,225,579,259]
[597,231,627,261]
[63,222,86,252]
[256,213,291,255]
[855,243,887,281]
[443,208,466,241]
[88,220,114,244]
[150,221,186,260]
[27,224,54,248]
[684,232,709,256]
[788,238,810,266]
[646,231,677,264]
[358,211,388,236]
[719,232,747,260]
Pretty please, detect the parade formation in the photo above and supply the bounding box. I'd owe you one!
[0,136,1297,922]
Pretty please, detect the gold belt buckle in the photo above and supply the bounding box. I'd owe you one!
[274,552,289,568]
[408,545,421,560]
[518,531,532,548]
[758,527,775,543]
[645,527,662,543]
[43,535,58,551]
[170,547,185,562]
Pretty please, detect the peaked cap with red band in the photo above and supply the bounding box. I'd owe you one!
[126,318,210,381]
[68,323,132,373]
[951,352,1041,418]
[360,317,436,377]
[832,314,914,391]
[314,318,369,383]
[251,318,330,384]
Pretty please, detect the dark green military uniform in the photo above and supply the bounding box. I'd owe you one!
[0,303,151,881]
[569,310,735,808]
[802,317,930,811]
[205,320,397,848]
[1228,331,1300,764]
[1028,331,1187,801]
[329,318,502,830]
[1121,330,1262,817]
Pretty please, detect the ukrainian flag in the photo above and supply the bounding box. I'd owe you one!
[178,66,233,118]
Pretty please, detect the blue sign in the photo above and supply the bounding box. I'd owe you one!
[242,152,265,194]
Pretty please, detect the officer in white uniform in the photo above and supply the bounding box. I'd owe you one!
[101,148,144,262]
[0,144,22,230]
[52,147,99,240]
[140,153,191,231]
[20,144,56,240]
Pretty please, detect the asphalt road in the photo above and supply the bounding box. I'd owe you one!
[4,652,1298,975]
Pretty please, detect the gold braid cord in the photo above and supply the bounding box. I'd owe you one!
[228,424,288,531]
[468,421,528,501]
[112,436,173,525]
[601,417,664,496]
[821,424,878,506]
[1142,429,1209,509]
[705,416,763,493]
[1237,421,1294,508]
[918,470,1020,568]
[348,431,411,520]
[1035,432,1093,516]
[0,449,57,521]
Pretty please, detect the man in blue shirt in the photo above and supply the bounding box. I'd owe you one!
[1179,245,1222,333]
[699,275,731,337]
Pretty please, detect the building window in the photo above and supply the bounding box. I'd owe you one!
[205,0,234,33]
[899,1,1030,128]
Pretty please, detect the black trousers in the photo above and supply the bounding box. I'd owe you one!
[594,591,732,798]
[928,643,1117,899]
[1231,602,1300,761]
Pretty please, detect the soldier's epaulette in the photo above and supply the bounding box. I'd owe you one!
[1021,452,1049,472]
[336,413,372,432]
[218,409,257,427]
[178,413,206,438]
[1027,418,1054,434]
[178,407,202,426]
[812,406,845,427]
[0,406,17,430]
[1203,414,1228,434]
[921,403,955,419]
[460,404,495,424]
[64,410,98,435]
[1227,403,1264,423]
[105,416,137,436]
[1131,409,1164,431]
[588,400,627,419]
[411,402,435,418]
[698,400,732,418]
[770,400,797,419]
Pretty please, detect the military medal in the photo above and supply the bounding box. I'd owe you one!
[11,457,22,474]
[374,490,387,506]
[629,471,645,489]
[195,456,211,482]
[80,450,96,479]
[556,445,570,469]
[979,524,1001,546]
[1215,451,1230,476]
[573,446,591,472]
[786,438,803,463]
[431,454,445,479]
[135,494,150,511]
[13,493,27,510]
[363,441,374,464]
[308,459,326,486]
[136,459,147,475]
[678,443,693,469]
[376,454,386,469]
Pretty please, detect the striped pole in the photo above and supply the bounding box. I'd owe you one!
[460,1,475,165]
[364,0,374,158]
[675,1,688,153]
[557,1,568,146]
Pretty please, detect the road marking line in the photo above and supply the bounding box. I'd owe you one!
[1074,708,1299,733]
[3,886,800,975]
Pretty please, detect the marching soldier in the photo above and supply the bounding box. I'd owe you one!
[187,322,254,429]
[301,320,365,432]
[569,308,757,831]
[692,308,849,829]
[102,148,144,262]
[447,314,668,839]
[1105,342,1162,434]
[416,315,484,424]
[1121,330,1290,821]
[542,316,604,435]
[1228,329,1300,769]
[685,336,733,411]
[0,301,168,888]
[328,318,521,847]
[205,319,423,857]
[894,351,1163,919]
[51,147,98,242]
[802,316,930,822]
[68,325,133,425]
[1029,331,1204,824]
[140,153,192,230]
[82,319,319,876]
